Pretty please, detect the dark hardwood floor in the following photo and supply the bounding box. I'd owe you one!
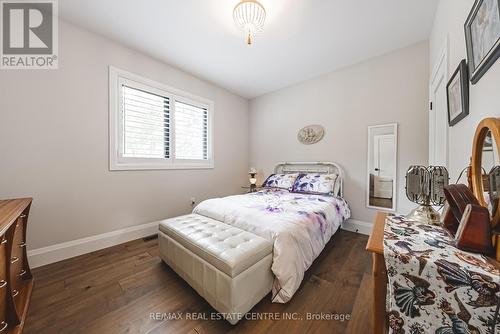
[24,230,373,334]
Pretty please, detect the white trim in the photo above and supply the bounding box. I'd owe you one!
[341,219,372,235]
[109,66,215,171]
[428,35,449,168]
[27,221,160,268]
[430,35,449,85]
[366,123,398,212]
[27,216,372,268]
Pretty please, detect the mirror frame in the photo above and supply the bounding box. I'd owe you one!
[366,123,398,212]
[471,117,500,228]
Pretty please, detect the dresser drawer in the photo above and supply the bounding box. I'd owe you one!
[10,217,26,303]
[11,216,26,260]
[0,237,7,282]
[0,236,7,325]
[0,284,6,330]
[0,198,33,333]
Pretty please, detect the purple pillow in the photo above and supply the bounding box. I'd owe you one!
[291,173,339,195]
[262,173,299,189]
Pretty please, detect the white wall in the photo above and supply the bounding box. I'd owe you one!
[429,0,500,181]
[249,42,429,223]
[6,3,491,251]
[0,21,249,250]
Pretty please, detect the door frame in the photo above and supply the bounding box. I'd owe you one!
[429,35,449,167]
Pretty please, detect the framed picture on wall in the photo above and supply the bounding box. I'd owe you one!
[464,0,500,84]
[446,60,469,126]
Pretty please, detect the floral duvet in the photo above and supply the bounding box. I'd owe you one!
[193,188,351,303]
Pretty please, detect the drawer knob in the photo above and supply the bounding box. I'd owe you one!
[19,269,27,277]
[10,257,19,264]
[0,321,7,332]
[20,214,27,218]
[19,242,26,248]
[12,289,19,297]
[0,280,6,289]
[0,239,6,245]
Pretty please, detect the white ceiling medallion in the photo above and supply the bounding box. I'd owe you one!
[233,0,266,45]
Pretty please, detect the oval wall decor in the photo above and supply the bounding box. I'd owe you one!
[297,125,325,145]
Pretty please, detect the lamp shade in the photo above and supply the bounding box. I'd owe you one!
[233,0,266,45]
[249,167,257,185]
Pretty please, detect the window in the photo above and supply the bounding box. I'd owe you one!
[109,67,213,170]
[174,101,208,160]
[122,85,170,159]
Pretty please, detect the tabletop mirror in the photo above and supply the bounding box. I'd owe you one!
[471,117,500,227]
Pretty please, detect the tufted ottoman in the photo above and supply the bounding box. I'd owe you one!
[158,214,273,324]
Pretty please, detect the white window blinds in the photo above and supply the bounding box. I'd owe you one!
[122,85,170,159]
[110,67,213,170]
[174,101,208,160]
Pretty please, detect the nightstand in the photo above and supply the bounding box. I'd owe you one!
[241,185,261,193]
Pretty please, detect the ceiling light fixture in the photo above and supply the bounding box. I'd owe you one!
[233,0,266,45]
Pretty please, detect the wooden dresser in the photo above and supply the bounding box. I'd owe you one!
[0,199,33,334]
[366,211,388,334]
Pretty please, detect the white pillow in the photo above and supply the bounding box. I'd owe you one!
[291,173,340,195]
[261,173,299,189]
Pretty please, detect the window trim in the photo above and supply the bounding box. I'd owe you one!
[109,66,214,170]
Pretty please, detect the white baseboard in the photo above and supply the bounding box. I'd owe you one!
[27,221,160,268]
[341,218,372,235]
[28,217,372,268]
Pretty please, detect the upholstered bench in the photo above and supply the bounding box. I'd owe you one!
[158,214,273,324]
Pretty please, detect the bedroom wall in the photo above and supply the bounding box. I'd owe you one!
[0,20,249,250]
[249,42,429,224]
[429,0,500,181]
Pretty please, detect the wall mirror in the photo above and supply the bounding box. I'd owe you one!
[367,123,398,211]
[471,117,500,227]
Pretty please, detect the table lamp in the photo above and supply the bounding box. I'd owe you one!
[249,167,257,191]
[405,165,449,224]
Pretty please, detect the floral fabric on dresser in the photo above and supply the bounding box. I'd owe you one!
[291,173,338,195]
[384,215,500,334]
[262,173,299,189]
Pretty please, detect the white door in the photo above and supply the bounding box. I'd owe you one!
[429,42,448,167]
[374,134,395,178]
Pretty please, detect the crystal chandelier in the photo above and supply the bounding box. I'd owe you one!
[233,0,266,45]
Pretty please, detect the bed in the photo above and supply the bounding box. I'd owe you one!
[158,162,351,323]
[193,162,351,303]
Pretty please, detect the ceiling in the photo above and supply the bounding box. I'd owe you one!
[60,0,439,99]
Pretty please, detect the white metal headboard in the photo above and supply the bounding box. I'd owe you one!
[274,161,344,197]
